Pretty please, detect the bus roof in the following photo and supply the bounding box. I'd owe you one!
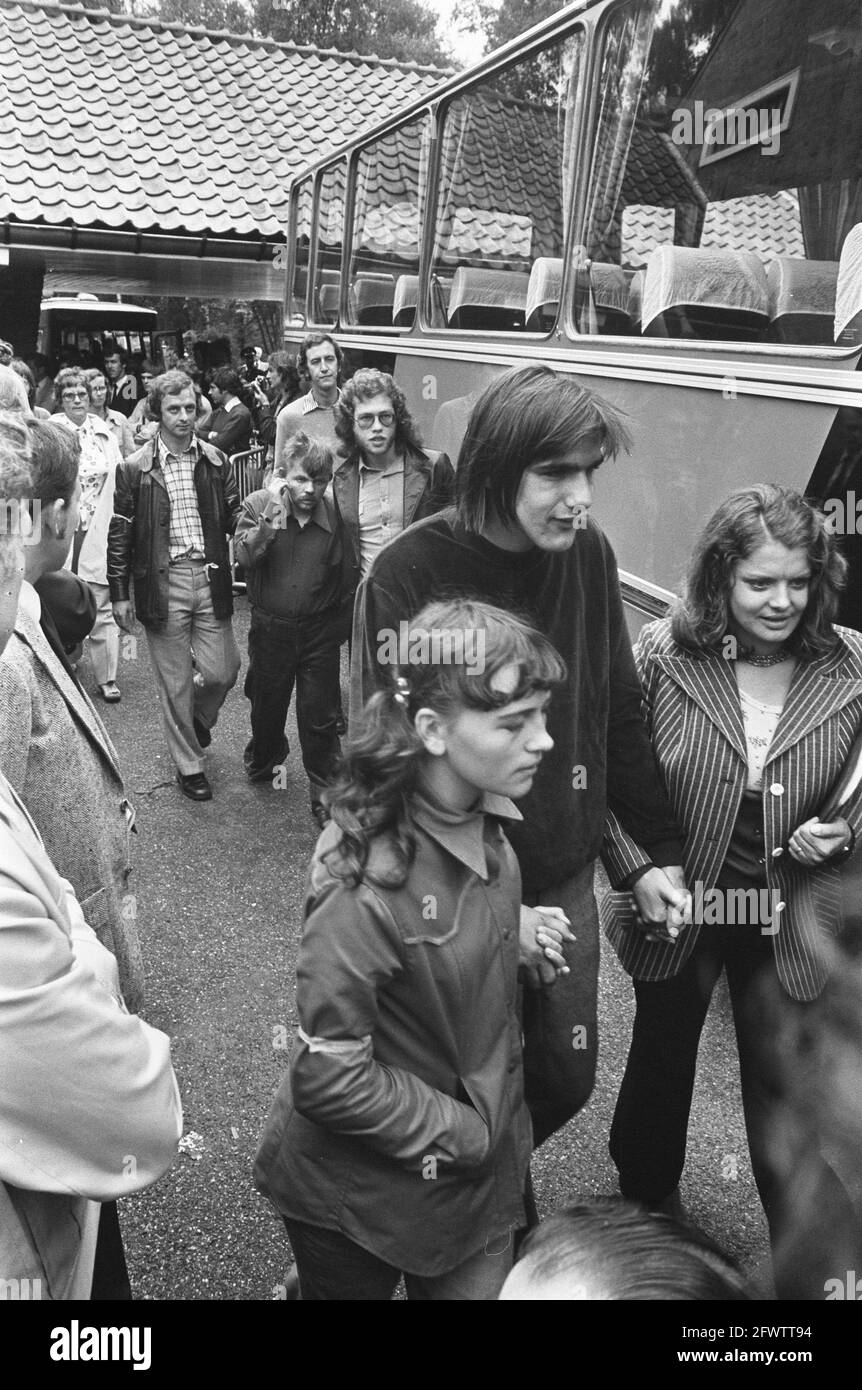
[39,296,157,317]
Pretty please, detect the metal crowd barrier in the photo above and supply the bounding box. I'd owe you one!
[229,441,266,592]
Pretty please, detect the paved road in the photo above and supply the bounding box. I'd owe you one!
[91,596,773,1301]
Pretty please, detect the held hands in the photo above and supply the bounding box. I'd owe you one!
[112,600,136,635]
[788,816,852,867]
[631,865,690,946]
[519,904,575,989]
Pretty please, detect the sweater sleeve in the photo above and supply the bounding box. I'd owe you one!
[603,554,683,865]
[289,877,489,1172]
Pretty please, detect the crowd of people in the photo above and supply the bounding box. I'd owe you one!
[1,328,862,1302]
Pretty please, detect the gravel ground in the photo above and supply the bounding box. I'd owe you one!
[85,595,774,1302]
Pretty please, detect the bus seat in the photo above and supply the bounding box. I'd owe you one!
[313,269,340,323]
[574,262,631,335]
[835,224,862,346]
[641,246,769,341]
[393,274,419,327]
[525,258,562,331]
[352,272,395,326]
[627,269,645,332]
[447,267,530,331]
[766,257,838,345]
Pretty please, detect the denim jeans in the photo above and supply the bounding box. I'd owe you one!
[244,606,341,806]
[283,1218,514,1301]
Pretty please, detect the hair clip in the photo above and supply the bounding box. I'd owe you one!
[393,675,411,708]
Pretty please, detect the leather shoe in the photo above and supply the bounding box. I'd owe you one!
[98,682,122,703]
[193,717,212,749]
[311,804,330,830]
[177,771,212,802]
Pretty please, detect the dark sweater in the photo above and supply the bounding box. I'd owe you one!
[351,508,682,894]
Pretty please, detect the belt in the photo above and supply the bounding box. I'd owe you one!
[169,554,207,567]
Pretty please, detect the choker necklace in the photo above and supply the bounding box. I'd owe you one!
[734,643,795,667]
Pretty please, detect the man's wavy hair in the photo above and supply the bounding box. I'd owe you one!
[455,365,632,533]
[334,368,423,457]
[298,332,343,381]
[671,485,846,661]
[148,369,195,421]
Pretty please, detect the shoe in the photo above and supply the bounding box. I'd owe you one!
[311,804,330,830]
[193,717,212,749]
[99,682,121,703]
[177,771,212,802]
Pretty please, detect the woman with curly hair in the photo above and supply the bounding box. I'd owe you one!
[602,484,862,1296]
[332,367,454,585]
[254,598,571,1300]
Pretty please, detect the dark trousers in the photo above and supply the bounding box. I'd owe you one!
[609,920,854,1297]
[282,1217,512,1301]
[244,607,340,805]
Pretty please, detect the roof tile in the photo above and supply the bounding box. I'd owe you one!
[0,0,449,241]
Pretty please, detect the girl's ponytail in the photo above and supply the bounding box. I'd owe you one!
[324,681,424,887]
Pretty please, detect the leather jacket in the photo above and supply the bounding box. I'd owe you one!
[332,445,454,592]
[107,435,240,630]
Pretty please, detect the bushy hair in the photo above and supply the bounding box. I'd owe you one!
[671,484,845,661]
[298,332,343,379]
[276,429,334,483]
[512,1197,752,1300]
[148,369,195,420]
[0,364,30,415]
[334,368,423,456]
[10,358,36,408]
[455,365,632,534]
[268,350,300,397]
[212,366,242,395]
[53,366,88,410]
[325,599,566,888]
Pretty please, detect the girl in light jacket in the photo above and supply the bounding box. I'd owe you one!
[254,598,570,1300]
[602,484,862,1298]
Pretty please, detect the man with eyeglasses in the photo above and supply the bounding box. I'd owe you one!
[332,368,454,587]
[274,332,345,465]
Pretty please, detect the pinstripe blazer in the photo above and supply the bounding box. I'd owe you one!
[602,617,862,1001]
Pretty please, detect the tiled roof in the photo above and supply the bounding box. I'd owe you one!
[0,0,449,242]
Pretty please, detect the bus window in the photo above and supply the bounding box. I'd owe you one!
[346,113,431,329]
[289,176,313,325]
[579,0,862,348]
[310,162,346,325]
[429,28,584,333]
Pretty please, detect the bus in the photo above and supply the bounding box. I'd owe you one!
[36,294,180,370]
[279,0,862,630]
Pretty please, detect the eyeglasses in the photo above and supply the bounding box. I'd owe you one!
[355,410,395,430]
[62,390,89,401]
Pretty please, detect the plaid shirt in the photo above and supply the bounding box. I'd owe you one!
[157,434,206,561]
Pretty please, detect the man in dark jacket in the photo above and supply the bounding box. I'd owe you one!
[108,370,241,802]
[332,367,454,591]
[351,365,687,1152]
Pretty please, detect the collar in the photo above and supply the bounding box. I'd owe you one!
[157,431,199,466]
[301,387,341,415]
[359,452,404,478]
[18,578,41,624]
[82,413,110,438]
[222,395,239,412]
[411,782,521,881]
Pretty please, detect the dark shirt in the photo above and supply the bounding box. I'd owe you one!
[233,488,344,620]
[106,374,140,418]
[199,401,252,458]
[351,508,683,895]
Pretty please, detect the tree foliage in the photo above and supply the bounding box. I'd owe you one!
[253,0,450,65]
